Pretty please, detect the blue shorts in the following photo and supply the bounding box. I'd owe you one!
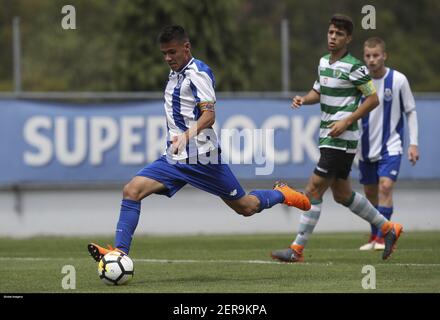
[359,155,402,185]
[136,155,246,200]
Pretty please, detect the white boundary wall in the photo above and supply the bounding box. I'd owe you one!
[1,185,439,237]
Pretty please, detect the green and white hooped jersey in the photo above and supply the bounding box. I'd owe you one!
[313,53,376,153]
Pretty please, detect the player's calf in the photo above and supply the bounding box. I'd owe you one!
[234,206,257,217]
[224,195,260,217]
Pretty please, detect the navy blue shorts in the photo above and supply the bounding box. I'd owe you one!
[136,155,246,200]
[359,155,402,185]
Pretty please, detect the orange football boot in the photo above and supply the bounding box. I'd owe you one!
[380,221,403,260]
[271,244,304,263]
[273,181,311,211]
[87,243,125,262]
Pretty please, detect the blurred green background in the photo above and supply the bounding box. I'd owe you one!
[0,0,439,92]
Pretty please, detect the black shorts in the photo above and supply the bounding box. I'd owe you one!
[313,148,355,180]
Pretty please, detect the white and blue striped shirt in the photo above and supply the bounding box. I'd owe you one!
[359,68,417,162]
[163,58,218,160]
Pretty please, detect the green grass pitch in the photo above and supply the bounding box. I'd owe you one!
[1,232,439,293]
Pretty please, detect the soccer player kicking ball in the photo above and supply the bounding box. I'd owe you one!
[358,37,419,251]
[271,14,403,263]
[87,25,310,262]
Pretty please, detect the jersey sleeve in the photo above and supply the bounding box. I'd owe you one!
[350,64,376,96]
[313,79,321,93]
[400,75,416,113]
[312,65,321,93]
[189,71,216,108]
[406,109,418,146]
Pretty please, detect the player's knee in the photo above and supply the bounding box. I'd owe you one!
[379,180,393,197]
[122,183,143,202]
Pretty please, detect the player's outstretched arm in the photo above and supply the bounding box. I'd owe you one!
[291,89,320,109]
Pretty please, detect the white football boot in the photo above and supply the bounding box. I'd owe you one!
[359,235,376,251]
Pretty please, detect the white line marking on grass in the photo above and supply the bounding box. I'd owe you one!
[377,263,440,267]
[1,257,439,268]
[0,257,68,261]
[133,259,440,267]
[133,258,336,266]
[135,258,276,264]
[311,249,436,252]
[0,256,332,266]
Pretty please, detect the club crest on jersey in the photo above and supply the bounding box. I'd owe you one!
[384,88,393,102]
[333,69,342,79]
[175,74,185,89]
[322,77,328,85]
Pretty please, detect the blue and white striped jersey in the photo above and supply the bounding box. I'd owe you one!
[163,58,218,160]
[359,68,417,162]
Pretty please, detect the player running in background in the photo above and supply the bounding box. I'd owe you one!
[358,37,419,251]
[87,25,310,261]
[271,14,403,263]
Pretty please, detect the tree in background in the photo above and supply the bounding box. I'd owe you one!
[0,0,18,90]
[1,0,118,91]
[114,0,259,91]
[0,0,438,92]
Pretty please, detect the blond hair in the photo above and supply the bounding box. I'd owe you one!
[364,37,386,52]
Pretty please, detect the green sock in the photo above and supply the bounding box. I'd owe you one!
[344,192,387,229]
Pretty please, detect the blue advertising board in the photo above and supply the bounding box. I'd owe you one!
[0,98,438,186]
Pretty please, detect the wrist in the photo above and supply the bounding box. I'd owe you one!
[345,117,354,126]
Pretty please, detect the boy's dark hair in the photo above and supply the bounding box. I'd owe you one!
[158,25,189,43]
[329,14,354,35]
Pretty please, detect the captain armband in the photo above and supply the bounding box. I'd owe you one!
[358,80,376,97]
[198,101,215,112]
